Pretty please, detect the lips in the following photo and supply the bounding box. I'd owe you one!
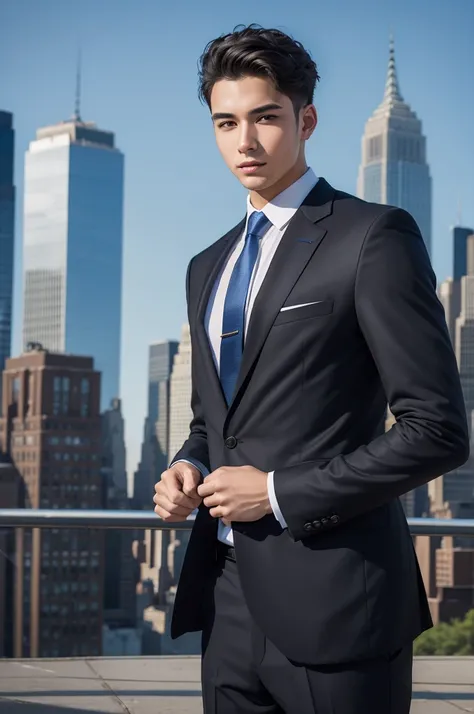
[238,161,265,168]
[238,161,266,174]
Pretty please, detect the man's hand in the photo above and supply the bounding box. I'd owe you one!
[153,462,203,522]
[197,465,272,525]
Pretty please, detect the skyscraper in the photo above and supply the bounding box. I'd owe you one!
[440,275,474,506]
[0,344,103,658]
[148,341,179,428]
[357,38,432,254]
[168,324,193,582]
[0,111,15,403]
[133,340,178,509]
[453,226,474,281]
[438,227,474,345]
[22,97,124,409]
[168,325,192,462]
[439,277,461,345]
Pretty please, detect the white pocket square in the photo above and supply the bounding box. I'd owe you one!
[280,301,322,313]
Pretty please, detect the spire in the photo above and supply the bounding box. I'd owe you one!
[383,34,403,105]
[73,49,82,122]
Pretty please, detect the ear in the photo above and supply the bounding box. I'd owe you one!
[301,105,317,141]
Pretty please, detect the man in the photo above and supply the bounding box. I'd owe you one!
[153,24,469,714]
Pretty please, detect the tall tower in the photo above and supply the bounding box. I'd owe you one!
[453,226,474,281]
[357,37,432,255]
[22,85,124,409]
[0,111,15,403]
[168,324,193,582]
[133,340,178,509]
[168,325,192,462]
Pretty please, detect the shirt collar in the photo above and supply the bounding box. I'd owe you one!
[246,167,319,231]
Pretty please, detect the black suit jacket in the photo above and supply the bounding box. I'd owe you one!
[170,178,469,665]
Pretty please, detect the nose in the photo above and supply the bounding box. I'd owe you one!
[238,123,258,154]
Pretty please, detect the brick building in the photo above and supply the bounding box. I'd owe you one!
[0,343,104,657]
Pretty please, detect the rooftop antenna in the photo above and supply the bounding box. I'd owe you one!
[383,31,403,104]
[73,48,82,122]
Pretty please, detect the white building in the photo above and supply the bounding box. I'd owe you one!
[357,37,432,255]
[168,323,193,461]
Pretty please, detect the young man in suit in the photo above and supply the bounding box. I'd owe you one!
[153,24,469,714]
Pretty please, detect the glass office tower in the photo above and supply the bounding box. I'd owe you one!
[23,117,124,408]
[357,38,432,255]
[0,111,15,399]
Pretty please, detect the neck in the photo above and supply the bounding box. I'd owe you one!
[249,159,308,210]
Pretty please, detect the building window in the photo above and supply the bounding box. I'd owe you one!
[12,376,20,403]
[53,376,71,416]
[61,377,70,414]
[53,377,61,416]
[80,378,90,417]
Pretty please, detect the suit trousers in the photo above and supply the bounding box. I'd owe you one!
[201,546,413,714]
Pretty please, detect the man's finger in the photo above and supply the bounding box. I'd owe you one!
[166,484,201,511]
[182,470,202,497]
[197,480,217,498]
[203,493,221,508]
[210,506,228,519]
[155,495,193,518]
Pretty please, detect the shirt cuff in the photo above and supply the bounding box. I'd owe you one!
[267,470,288,529]
[169,458,210,478]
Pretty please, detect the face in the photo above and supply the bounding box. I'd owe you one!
[210,75,317,203]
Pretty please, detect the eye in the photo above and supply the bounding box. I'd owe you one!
[218,121,236,129]
[259,114,278,122]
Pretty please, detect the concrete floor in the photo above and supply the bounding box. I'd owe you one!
[0,656,473,713]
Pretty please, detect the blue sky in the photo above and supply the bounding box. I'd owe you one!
[1,0,473,484]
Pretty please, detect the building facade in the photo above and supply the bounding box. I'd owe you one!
[133,340,178,509]
[453,226,474,281]
[0,111,15,403]
[0,345,103,657]
[439,277,461,346]
[0,455,21,657]
[22,116,124,409]
[101,397,127,499]
[357,38,432,254]
[168,325,192,462]
[147,341,179,428]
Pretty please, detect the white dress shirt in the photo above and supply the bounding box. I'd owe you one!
[177,167,319,545]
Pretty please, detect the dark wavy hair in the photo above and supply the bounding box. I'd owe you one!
[198,24,320,116]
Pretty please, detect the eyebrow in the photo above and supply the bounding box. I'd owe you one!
[211,103,284,122]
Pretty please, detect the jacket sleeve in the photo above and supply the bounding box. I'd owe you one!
[168,258,211,472]
[273,207,469,541]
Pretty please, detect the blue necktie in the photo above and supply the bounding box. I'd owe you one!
[219,211,272,406]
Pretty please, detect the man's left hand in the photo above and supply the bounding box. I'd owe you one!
[197,465,272,526]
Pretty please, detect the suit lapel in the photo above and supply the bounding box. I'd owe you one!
[192,177,336,428]
[224,178,336,426]
[194,217,246,423]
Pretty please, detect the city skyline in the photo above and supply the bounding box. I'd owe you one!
[2,0,473,475]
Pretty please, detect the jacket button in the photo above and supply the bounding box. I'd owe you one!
[312,520,322,529]
[330,514,340,525]
[321,517,329,527]
[304,522,313,532]
[225,436,237,449]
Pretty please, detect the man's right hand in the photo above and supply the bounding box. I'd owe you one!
[153,462,203,522]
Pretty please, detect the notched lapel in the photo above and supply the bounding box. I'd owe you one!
[224,178,336,425]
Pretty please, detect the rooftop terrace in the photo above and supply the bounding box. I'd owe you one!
[0,656,473,713]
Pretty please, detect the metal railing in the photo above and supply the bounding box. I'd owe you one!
[0,509,473,536]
